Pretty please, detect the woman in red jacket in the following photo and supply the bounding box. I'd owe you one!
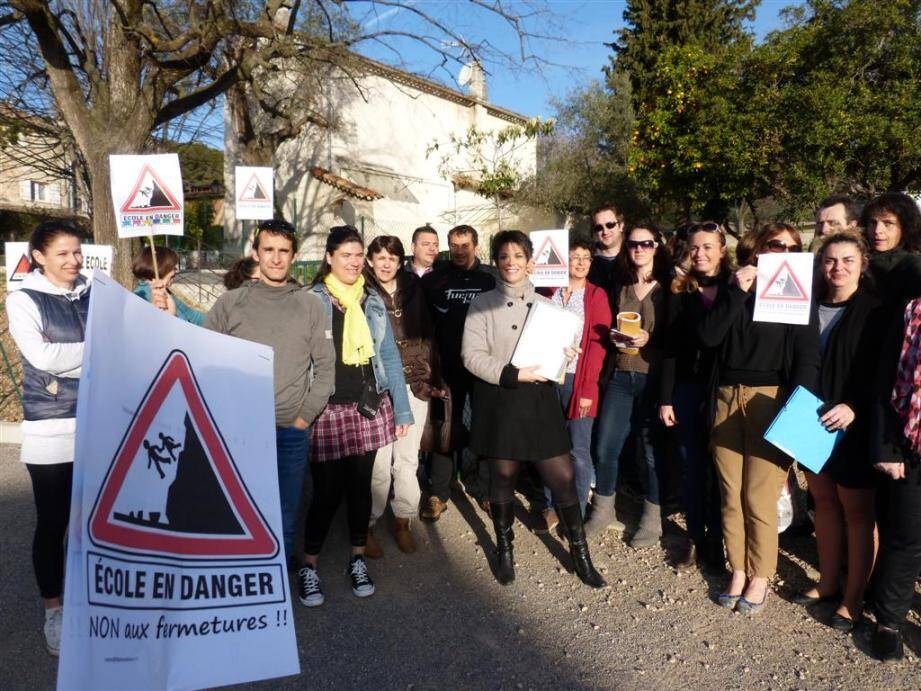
[542,238,612,522]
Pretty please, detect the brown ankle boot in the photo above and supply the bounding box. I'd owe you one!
[365,528,384,559]
[391,517,417,554]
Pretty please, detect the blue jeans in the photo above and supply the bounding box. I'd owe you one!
[276,426,310,563]
[594,370,661,502]
[671,380,722,543]
[545,373,594,515]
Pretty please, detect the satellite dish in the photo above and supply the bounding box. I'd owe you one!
[459,64,473,87]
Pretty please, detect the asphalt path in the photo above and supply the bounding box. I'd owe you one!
[3,442,921,690]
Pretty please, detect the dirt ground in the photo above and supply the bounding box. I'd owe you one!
[1,442,919,690]
[1,278,25,422]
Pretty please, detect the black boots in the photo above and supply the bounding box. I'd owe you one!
[558,504,607,589]
[490,501,515,585]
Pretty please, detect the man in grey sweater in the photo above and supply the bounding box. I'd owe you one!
[205,219,335,566]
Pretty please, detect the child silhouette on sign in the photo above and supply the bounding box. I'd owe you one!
[143,439,172,479]
[158,432,182,461]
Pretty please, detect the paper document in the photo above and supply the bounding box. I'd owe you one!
[763,385,842,473]
[511,300,581,382]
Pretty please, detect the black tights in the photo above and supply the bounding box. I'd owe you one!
[303,453,375,555]
[489,455,577,508]
[26,462,73,599]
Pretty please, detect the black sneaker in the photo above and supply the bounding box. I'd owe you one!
[297,565,324,607]
[348,555,375,598]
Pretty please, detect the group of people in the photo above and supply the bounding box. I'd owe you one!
[7,191,921,664]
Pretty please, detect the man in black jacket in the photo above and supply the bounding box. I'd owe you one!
[587,203,625,290]
[420,225,496,519]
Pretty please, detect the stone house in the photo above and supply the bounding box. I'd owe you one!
[223,55,558,259]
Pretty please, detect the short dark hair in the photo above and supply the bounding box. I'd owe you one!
[447,224,478,246]
[312,225,364,285]
[569,236,594,254]
[253,218,298,252]
[367,235,406,264]
[132,246,180,281]
[860,192,921,253]
[28,220,82,272]
[491,230,532,263]
[817,194,861,224]
[412,225,438,243]
[590,203,624,222]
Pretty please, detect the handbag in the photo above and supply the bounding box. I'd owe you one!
[420,392,452,454]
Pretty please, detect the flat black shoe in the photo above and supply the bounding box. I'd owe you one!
[790,589,840,606]
[872,624,904,661]
[829,612,859,632]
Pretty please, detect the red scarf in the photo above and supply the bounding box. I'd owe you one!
[891,297,921,458]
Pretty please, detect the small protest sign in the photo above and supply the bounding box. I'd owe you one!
[110,154,184,238]
[5,242,113,290]
[58,276,298,690]
[753,252,814,325]
[235,166,274,220]
[4,241,30,290]
[530,229,569,288]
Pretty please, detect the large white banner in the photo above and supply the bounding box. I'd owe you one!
[753,252,814,325]
[234,166,274,220]
[110,154,185,238]
[5,242,113,291]
[58,275,299,690]
[529,229,569,288]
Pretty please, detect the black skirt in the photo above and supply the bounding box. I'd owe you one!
[824,419,877,489]
[469,379,570,462]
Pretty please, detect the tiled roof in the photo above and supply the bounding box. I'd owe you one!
[310,167,383,201]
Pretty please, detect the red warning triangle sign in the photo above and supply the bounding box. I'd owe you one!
[238,172,270,202]
[758,259,809,302]
[535,236,566,268]
[120,164,182,213]
[11,253,30,280]
[89,350,278,561]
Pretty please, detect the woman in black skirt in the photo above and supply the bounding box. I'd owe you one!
[461,230,605,588]
[791,234,883,632]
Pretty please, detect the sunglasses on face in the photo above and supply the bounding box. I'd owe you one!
[765,239,802,253]
[626,240,657,250]
[592,221,620,233]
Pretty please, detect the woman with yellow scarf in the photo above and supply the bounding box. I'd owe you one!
[300,226,413,607]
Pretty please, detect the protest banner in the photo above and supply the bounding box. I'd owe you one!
[529,229,569,288]
[5,242,113,291]
[234,166,274,220]
[57,275,299,690]
[753,252,814,325]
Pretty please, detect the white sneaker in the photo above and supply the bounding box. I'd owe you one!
[44,607,62,656]
[297,566,325,607]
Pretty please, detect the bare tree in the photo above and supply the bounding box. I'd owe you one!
[0,0,556,285]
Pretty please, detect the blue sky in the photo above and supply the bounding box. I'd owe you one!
[354,0,800,119]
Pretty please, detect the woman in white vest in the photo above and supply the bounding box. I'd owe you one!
[6,221,89,656]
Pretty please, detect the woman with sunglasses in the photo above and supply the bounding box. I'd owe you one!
[697,222,820,614]
[659,222,730,571]
[858,192,921,660]
[587,225,671,549]
[790,233,882,633]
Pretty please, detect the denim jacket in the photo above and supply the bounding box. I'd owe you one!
[308,283,414,425]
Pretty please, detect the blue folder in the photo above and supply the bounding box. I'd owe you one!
[763,386,843,473]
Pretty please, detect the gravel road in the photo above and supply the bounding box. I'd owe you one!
[2,442,919,690]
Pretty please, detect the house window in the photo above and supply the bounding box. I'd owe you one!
[30,181,47,202]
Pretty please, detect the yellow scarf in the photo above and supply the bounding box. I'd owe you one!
[324,274,375,365]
